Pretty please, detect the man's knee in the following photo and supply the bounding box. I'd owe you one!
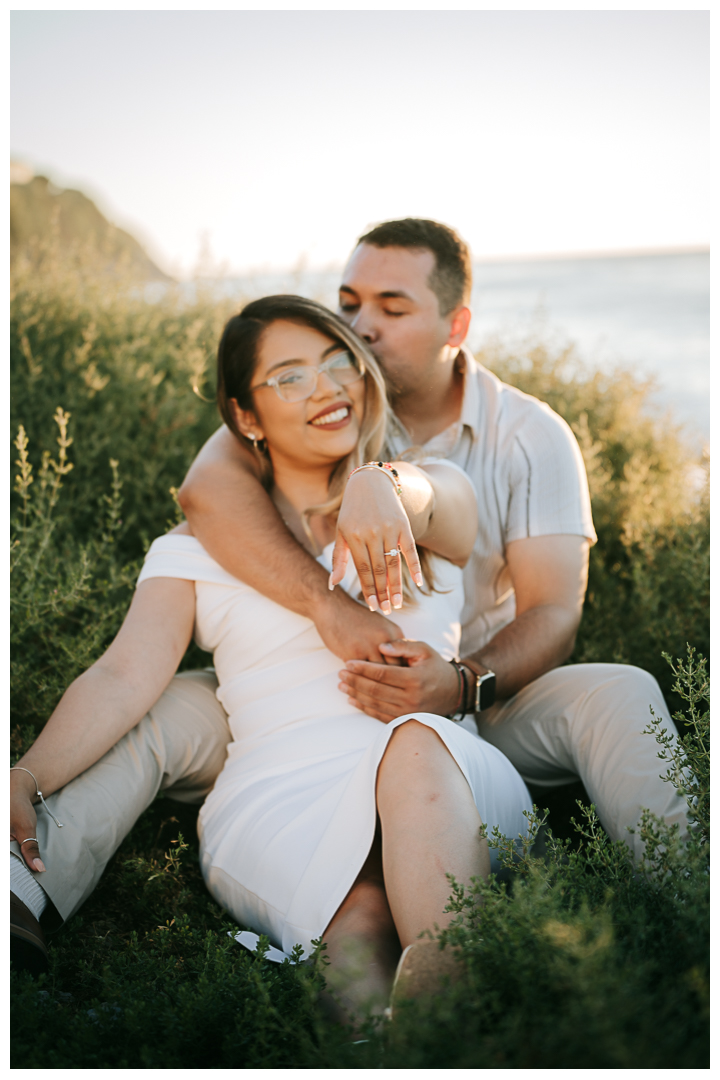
[148,670,226,735]
[143,669,231,801]
[603,663,661,693]
[585,664,668,720]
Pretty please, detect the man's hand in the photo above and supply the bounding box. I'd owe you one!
[315,590,404,663]
[338,639,459,722]
[10,772,45,873]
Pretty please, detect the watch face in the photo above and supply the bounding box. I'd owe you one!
[478,672,496,711]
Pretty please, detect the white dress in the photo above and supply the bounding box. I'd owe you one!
[138,535,533,957]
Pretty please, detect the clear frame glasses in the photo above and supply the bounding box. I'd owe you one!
[251,350,365,403]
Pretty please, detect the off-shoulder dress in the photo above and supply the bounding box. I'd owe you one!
[137,534,532,957]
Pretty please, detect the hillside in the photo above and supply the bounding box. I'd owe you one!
[10,169,172,282]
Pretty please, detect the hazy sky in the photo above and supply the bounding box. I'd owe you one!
[11,9,709,277]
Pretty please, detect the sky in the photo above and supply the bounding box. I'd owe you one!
[10,9,709,278]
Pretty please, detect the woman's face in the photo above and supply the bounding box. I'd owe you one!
[233,319,366,473]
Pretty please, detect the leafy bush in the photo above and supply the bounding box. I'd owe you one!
[11,240,226,561]
[10,247,709,1066]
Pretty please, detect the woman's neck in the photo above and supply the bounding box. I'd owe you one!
[270,460,336,553]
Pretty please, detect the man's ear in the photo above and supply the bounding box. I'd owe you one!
[229,399,264,442]
[446,306,471,348]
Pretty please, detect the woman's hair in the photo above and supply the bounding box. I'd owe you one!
[216,293,387,527]
[216,295,441,597]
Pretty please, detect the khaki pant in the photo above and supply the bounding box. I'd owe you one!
[11,663,687,929]
[475,663,688,858]
[10,671,231,929]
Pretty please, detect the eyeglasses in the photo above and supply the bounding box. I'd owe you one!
[251,350,365,403]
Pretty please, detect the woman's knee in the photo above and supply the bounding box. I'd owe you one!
[379,720,443,772]
[377,721,459,805]
[387,718,445,750]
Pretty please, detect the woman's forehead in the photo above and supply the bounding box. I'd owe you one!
[257,319,341,373]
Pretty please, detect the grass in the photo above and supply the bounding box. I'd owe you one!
[10,243,710,1067]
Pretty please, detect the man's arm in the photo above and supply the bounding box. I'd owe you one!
[178,427,403,662]
[465,533,589,701]
[338,535,590,720]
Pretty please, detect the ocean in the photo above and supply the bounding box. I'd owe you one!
[219,250,709,446]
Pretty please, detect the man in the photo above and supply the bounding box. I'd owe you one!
[176,218,686,861]
[11,218,685,974]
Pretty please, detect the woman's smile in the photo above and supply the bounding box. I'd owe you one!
[308,402,353,429]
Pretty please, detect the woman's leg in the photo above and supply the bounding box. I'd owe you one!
[320,830,401,1024]
[376,720,490,948]
[320,720,490,1022]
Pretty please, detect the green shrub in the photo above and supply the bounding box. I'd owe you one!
[11,240,227,561]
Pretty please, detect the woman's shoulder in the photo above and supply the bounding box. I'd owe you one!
[139,530,248,589]
[167,520,194,537]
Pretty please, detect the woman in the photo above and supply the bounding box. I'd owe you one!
[11,296,532,1017]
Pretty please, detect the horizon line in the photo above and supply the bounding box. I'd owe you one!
[472,244,709,264]
[216,243,709,280]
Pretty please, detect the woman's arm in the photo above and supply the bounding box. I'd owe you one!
[331,460,478,611]
[11,577,195,870]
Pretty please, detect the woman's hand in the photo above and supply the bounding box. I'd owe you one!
[329,467,423,613]
[10,771,45,872]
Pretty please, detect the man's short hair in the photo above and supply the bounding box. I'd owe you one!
[357,218,472,316]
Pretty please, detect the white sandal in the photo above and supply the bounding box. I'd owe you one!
[387,940,463,1019]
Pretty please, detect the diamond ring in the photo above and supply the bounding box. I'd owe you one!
[384,548,399,557]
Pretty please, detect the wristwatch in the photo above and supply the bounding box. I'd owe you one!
[461,659,496,714]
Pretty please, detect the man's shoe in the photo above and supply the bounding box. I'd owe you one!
[10,892,49,977]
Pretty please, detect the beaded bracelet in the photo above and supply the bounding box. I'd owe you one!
[348,460,403,497]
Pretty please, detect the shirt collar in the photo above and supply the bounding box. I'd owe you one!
[455,345,482,438]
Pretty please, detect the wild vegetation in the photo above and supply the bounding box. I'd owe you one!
[10,242,709,1067]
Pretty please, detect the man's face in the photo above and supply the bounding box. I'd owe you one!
[337,243,460,399]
